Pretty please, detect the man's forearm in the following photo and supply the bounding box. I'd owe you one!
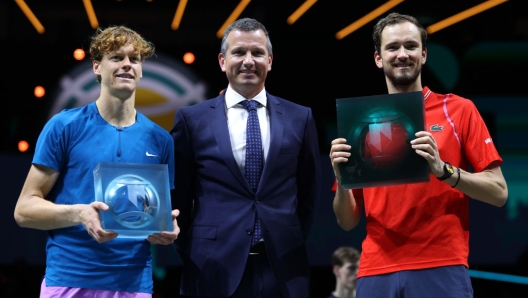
[333,186,362,231]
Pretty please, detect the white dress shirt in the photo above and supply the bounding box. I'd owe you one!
[225,85,270,175]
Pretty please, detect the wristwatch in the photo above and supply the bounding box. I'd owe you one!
[436,162,455,181]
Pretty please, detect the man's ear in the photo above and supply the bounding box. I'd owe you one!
[332,265,340,277]
[218,53,226,72]
[422,47,427,65]
[374,51,383,69]
[93,60,100,75]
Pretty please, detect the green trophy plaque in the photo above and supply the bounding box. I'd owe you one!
[336,91,429,189]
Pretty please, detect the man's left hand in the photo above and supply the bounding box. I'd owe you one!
[411,131,444,177]
[147,209,180,245]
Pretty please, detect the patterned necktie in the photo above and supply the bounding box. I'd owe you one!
[241,100,263,246]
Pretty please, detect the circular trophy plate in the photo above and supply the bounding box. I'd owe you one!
[104,174,160,229]
[348,107,415,174]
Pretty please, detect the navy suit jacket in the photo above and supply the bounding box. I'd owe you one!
[170,91,320,297]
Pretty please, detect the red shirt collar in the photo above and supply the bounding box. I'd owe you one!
[422,86,432,101]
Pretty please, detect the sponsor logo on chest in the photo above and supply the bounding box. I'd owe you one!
[430,124,444,132]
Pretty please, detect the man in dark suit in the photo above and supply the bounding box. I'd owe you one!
[170,18,320,297]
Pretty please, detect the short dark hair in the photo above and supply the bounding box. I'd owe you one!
[332,246,360,267]
[220,18,272,56]
[372,12,427,53]
[89,25,155,83]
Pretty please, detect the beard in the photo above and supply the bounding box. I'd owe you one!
[384,61,421,88]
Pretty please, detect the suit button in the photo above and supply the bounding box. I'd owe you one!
[246,228,252,235]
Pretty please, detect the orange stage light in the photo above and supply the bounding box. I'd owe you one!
[73,49,86,60]
[287,0,317,25]
[217,0,251,38]
[82,0,99,29]
[183,52,195,64]
[336,0,404,40]
[427,0,508,34]
[171,0,188,30]
[18,140,29,153]
[14,0,45,34]
[34,86,45,98]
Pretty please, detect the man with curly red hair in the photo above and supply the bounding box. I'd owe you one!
[14,25,180,297]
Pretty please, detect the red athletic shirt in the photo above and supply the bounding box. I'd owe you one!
[332,87,502,278]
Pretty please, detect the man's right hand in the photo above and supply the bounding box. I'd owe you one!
[329,138,352,183]
[80,202,118,243]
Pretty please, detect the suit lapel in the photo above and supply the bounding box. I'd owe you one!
[258,93,284,193]
[210,93,252,193]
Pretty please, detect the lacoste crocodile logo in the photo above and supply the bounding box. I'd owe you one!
[430,124,444,132]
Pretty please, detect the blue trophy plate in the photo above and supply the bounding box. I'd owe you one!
[93,162,172,238]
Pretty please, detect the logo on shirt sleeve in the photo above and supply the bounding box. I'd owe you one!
[485,138,493,144]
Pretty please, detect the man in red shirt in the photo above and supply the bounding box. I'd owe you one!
[330,12,508,297]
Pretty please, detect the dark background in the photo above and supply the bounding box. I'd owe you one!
[1,0,528,297]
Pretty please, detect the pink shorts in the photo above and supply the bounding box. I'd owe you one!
[40,278,152,298]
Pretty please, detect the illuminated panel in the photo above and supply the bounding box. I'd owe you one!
[287,0,317,25]
[82,0,99,29]
[427,0,508,34]
[14,0,45,34]
[171,0,188,30]
[217,0,251,38]
[469,269,528,285]
[336,0,404,40]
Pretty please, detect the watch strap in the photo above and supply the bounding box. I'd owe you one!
[437,162,454,181]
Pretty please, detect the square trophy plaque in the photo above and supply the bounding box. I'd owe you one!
[336,91,430,189]
[93,162,173,238]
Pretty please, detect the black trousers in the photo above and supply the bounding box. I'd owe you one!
[230,251,284,298]
[186,251,284,298]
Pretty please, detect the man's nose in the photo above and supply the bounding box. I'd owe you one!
[243,53,255,65]
[121,56,132,68]
[397,46,409,58]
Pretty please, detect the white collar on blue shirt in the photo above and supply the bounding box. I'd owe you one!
[224,85,267,109]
